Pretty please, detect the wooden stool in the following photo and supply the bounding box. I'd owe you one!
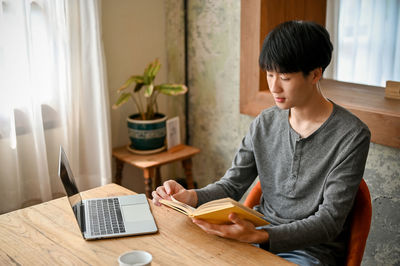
[112,144,200,198]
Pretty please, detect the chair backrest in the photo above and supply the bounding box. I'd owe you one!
[243,179,372,266]
[345,179,372,266]
[243,181,262,208]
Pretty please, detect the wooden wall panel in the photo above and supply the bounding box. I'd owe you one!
[259,0,327,93]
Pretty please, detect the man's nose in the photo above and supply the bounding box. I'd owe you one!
[269,78,282,93]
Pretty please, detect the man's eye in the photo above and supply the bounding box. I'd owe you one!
[281,77,289,81]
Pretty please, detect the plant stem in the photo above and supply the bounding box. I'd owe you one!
[155,100,159,115]
[131,93,145,119]
[146,97,153,119]
[150,91,159,119]
[153,91,160,114]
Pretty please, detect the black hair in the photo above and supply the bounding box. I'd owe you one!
[259,21,333,75]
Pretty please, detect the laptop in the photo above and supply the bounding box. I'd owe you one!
[58,146,158,240]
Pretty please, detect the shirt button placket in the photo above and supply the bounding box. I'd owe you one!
[288,139,302,196]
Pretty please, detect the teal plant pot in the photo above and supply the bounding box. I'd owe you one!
[127,113,167,150]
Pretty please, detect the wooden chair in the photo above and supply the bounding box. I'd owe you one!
[243,179,372,266]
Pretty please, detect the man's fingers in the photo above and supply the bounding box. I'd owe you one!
[163,180,176,195]
[151,191,162,206]
[229,213,255,229]
[152,185,172,206]
[155,186,171,200]
[192,219,224,236]
[151,179,186,207]
[163,180,181,195]
[193,214,257,241]
[152,179,187,207]
[192,219,235,238]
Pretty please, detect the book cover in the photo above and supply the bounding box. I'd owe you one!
[159,197,269,227]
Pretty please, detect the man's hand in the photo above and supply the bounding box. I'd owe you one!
[192,213,269,244]
[152,180,198,207]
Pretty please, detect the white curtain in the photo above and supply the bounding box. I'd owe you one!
[326,0,400,87]
[0,0,112,214]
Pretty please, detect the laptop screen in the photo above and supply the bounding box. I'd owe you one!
[58,146,85,232]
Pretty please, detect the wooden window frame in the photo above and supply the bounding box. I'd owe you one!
[240,0,400,148]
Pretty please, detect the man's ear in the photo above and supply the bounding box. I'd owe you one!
[310,68,323,84]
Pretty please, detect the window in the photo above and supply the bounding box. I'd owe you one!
[0,0,58,140]
[336,0,400,86]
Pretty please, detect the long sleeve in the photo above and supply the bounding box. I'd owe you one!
[195,119,259,206]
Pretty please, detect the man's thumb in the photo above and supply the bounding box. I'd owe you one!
[172,190,186,202]
[229,213,244,225]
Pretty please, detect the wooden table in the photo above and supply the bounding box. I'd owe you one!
[0,184,294,265]
[112,144,200,198]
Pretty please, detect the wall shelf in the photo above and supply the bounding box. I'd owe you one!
[321,79,400,148]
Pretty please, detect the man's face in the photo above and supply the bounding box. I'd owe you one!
[265,70,316,110]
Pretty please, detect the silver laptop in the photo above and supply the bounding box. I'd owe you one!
[58,146,158,240]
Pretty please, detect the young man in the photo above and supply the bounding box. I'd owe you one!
[152,21,370,265]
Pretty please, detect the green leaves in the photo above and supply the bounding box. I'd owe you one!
[154,84,188,95]
[143,59,161,85]
[113,59,188,120]
[134,82,144,92]
[143,84,154,97]
[112,92,131,109]
[117,75,143,92]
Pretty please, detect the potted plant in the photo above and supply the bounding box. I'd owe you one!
[113,59,187,153]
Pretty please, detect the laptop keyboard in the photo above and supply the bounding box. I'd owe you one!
[88,198,126,236]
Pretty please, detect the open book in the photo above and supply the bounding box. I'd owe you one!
[159,197,269,227]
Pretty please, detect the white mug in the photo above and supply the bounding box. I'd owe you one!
[118,250,152,266]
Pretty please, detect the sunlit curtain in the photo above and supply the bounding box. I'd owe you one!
[326,0,400,86]
[0,0,112,214]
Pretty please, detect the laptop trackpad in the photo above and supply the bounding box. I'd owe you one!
[122,204,152,222]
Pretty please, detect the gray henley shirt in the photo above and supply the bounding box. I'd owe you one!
[195,102,370,265]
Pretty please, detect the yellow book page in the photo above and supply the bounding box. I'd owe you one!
[159,196,196,216]
[197,198,264,219]
[159,199,192,216]
[195,198,234,213]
